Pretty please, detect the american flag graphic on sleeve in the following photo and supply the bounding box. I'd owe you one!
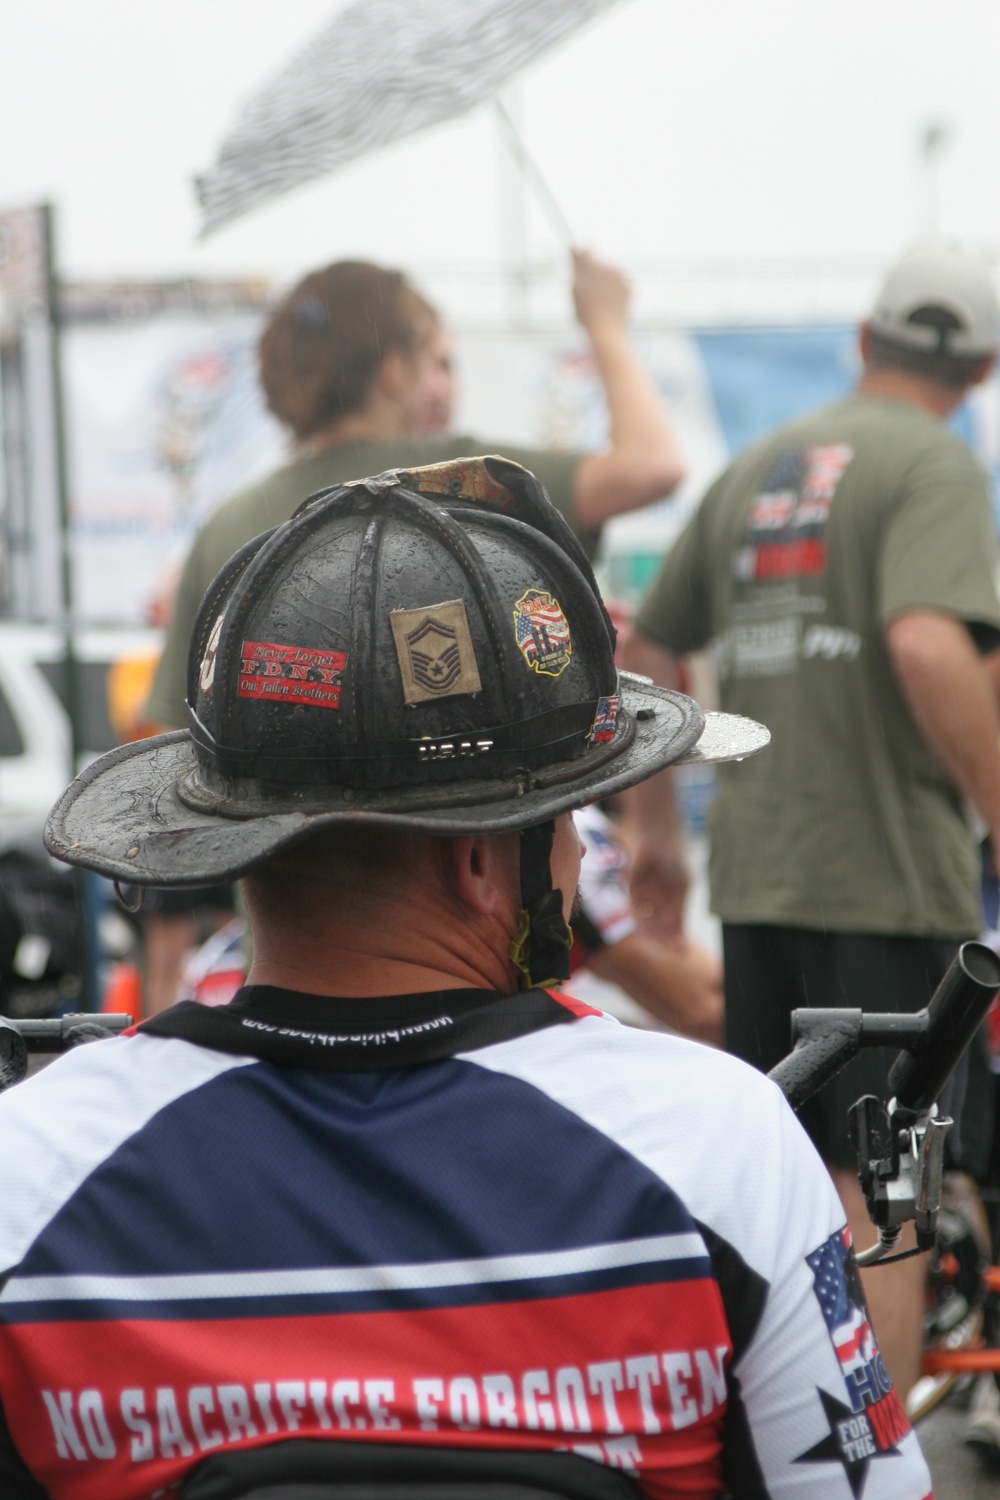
[796,1228,916,1482]
[806,1228,885,1411]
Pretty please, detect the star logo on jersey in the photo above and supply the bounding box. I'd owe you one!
[794,1386,907,1498]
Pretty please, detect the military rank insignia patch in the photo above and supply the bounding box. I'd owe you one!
[513,589,572,678]
[390,599,483,706]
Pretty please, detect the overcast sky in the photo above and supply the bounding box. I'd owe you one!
[2,0,1000,322]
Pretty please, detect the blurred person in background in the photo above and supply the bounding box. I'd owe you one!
[570,599,723,1043]
[146,248,687,730]
[136,249,686,1017]
[571,798,724,1044]
[621,241,1000,1402]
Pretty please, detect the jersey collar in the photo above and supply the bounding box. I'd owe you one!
[137,984,601,1071]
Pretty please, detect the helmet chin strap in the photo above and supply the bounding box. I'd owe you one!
[508,819,572,990]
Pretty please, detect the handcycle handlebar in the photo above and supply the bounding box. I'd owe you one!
[0,1013,133,1089]
[768,940,1000,1112]
[889,940,1000,1111]
[768,940,1000,1262]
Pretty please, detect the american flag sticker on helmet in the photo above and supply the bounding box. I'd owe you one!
[390,599,483,706]
[590,695,620,744]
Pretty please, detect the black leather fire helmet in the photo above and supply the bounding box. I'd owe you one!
[45,458,767,980]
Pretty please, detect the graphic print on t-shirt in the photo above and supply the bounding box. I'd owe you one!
[718,443,856,682]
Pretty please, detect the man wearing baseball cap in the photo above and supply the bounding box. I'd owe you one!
[624,241,1000,1403]
[0,460,934,1497]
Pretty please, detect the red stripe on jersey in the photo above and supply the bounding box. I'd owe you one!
[546,989,605,1019]
[0,1280,731,1500]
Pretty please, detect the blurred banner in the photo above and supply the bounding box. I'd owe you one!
[61,283,284,622]
[2,285,998,625]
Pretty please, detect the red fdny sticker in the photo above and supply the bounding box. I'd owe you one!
[513,590,572,678]
[239,641,347,710]
[589,696,620,744]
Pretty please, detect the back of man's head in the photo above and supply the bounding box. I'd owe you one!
[865,240,999,390]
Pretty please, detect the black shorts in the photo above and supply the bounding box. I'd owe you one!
[722,923,993,1175]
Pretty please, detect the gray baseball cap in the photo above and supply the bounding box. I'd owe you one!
[868,241,999,359]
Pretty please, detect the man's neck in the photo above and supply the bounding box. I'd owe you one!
[246,955,510,999]
[855,366,959,420]
[246,918,517,999]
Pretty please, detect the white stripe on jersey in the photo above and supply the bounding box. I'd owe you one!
[1,1230,707,1305]
[0,1033,255,1273]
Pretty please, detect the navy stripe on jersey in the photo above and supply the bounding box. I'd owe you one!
[2,1058,709,1323]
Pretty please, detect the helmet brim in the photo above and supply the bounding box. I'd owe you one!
[44,679,768,886]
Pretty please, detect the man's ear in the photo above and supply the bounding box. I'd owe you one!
[970,352,997,388]
[441,835,518,918]
[373,347,407,401]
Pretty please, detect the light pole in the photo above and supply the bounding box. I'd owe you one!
[917,120,953,238]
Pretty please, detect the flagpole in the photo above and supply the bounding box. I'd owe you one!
[40,203,81,787]
[41,203,98,1013]
[493,98,575,248]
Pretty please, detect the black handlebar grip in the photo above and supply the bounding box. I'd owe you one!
[0,1018,28,1090]
[887,940,1000,1113]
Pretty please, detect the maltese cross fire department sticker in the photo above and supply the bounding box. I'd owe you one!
[513,589,571,678]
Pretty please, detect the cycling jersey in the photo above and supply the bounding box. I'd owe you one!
[0,985,932,1499]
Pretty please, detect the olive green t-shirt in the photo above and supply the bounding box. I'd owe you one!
[636,395,1000,939]
[147,436,585,728]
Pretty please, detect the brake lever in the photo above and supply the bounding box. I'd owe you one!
[851,1099,952,1266]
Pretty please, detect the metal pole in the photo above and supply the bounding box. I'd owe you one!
[494,97,575,249]
[40,204,97,1011]
[496,90,530,325]
[917,120,951,238]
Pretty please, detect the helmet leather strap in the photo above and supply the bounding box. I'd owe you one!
[509,819,572,990]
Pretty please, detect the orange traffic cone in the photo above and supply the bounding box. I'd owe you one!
[101,961,142,1020]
